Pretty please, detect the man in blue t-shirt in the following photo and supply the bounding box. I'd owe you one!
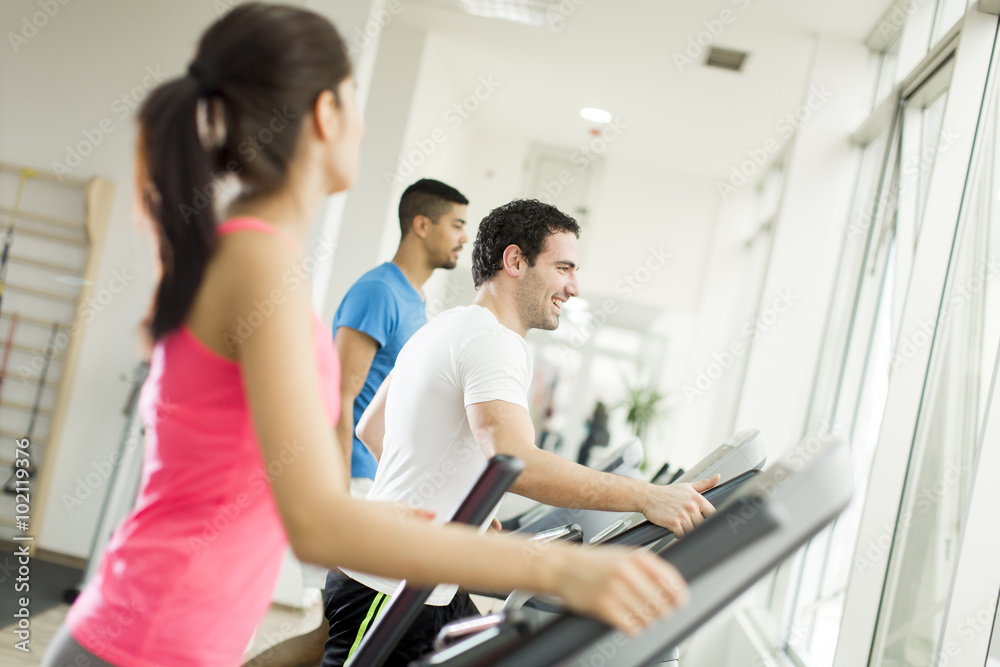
[334,179,469,494]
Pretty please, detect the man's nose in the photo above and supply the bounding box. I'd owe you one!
[565,275,580,298]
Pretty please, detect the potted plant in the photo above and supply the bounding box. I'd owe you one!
[620,382,670,444]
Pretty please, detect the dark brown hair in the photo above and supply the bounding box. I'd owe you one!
[471,199,580,288]
[397,178,468,237]
[139,3,351,340]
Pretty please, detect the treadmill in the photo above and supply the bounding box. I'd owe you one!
[441,462,765,665]
[342,454,528,667]
[414,436,852,666]
[511,429,766,545]
[349,432,771,667]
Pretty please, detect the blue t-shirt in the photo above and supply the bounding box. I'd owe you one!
[333,262,426,479]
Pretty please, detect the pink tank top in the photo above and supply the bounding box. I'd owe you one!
[67,218,340,666]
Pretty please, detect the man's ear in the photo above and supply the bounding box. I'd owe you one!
[502,244,524,277]
[412,214,433,239]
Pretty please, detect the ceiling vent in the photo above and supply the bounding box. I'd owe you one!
[705,47,749,72]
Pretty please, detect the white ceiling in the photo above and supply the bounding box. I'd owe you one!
[397,0,896,178]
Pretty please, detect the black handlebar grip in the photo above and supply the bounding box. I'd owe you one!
[347,455,525,667]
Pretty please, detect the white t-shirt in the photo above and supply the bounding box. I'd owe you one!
[343,305,532,605]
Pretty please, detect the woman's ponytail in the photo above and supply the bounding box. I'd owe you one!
[136,3,351,342]
[140,74,221,341]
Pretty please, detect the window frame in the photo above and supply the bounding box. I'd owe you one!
[830,10,998,667]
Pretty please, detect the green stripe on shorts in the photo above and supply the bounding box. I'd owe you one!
[346,591,387,662]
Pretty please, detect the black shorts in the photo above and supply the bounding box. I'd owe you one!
[321,569,480,667]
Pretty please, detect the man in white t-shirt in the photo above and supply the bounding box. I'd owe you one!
[321,199,718,667]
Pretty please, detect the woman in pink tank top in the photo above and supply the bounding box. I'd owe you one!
[43,5,688,666]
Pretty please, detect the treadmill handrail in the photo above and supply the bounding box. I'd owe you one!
[507,470,761,557]
[498,470,764,616]
[415,439,852,667]
[346,455,526,667]
[507,429,765,542]
[433,613,506,652]
[598,469,761,547]
[414,475,782,667]
[413,489,783,667]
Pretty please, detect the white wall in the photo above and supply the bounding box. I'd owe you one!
[371,53,723,330]
[581,159,718,314]
[438,123,722,468]
[0,0,395,559]
[439,125,721,317]
[372,30,480,309]
[681,33,874,667]
[2,0,856,566]
[2,0,218,558]
[671,186,766,461]
[319,16,428,323]
[732,34,870,458]
[563,159,719,467]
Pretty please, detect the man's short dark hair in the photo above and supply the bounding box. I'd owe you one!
[471,199,580,289]
[398,179,469,237]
